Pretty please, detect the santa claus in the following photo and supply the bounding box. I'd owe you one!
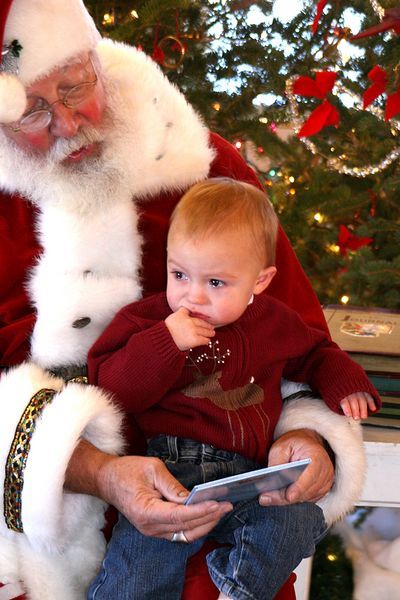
[0,1,366,599]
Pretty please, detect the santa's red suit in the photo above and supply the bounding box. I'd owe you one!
[0,34,366,600]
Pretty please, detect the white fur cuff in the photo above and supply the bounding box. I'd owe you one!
[0,362,124,599]
[276,395,366,525]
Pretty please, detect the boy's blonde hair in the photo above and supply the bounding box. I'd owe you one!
[169,177,278,266]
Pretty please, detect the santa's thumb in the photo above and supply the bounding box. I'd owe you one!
[155,469,190,503]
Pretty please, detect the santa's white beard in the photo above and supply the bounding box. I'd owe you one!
[0,98,133,215]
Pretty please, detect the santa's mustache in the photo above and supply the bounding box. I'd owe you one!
[48,126,105,164]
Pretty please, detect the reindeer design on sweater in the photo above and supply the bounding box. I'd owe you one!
[183,341,270,449]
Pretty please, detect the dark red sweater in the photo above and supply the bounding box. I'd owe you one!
[89,292,380,464]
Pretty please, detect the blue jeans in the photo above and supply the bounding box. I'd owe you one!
[88,436,328,600]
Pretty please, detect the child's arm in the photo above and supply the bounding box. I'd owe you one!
[165,307,215,350]
[89,308,187,412]
[281,311,381,414]
[340,392,378,420]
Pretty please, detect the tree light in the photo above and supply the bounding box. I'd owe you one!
[103,12,114,25]
[340,295,350,304]
[327,244,340,254]
[235,140,242,149]
[327,553,337,562]
[314,212,323,223]
[337,39,351,64]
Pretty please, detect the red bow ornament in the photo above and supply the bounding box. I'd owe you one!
[312,0,329,34]
[338,224,373,257]
[352,7,400,40]
[386,86,400,120]
[151,46,165,65]
[293,71,340,137]
[363,65,387,108]
[363,65,400,120]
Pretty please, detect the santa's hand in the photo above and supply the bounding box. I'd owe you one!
[97,453,232,540]
[259,428,334,506]
[165,307,215,350]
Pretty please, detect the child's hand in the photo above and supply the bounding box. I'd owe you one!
[165,307,215,351]
[340,392,377,420]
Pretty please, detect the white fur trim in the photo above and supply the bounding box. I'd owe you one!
[0,362,125,599]
[4,0,100,85]
[96,39,215,198]
[0,74,26,123]
[35,202,142,278]
[275,396,366,525]
[27,184,142,367]
[29,266,141,368]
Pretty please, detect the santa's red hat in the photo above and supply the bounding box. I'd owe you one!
[0,0,100,124]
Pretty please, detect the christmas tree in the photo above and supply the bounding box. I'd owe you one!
[83,4,399,595]
[85,0,400,308]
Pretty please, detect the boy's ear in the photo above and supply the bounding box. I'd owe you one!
[253,266,277,295]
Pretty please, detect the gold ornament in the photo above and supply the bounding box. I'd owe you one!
[157,35,185,70]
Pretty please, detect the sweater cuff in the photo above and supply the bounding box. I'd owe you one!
[321,375,381,414]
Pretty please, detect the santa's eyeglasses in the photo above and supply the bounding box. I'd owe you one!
[8,58,98,134]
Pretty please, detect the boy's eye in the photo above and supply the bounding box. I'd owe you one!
[209,279,224,288]
[173,271,188,281]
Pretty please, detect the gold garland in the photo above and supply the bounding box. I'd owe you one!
[370,0,385,20]
[286,76,400,177]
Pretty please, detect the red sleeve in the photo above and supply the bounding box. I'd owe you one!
[209,132,329,334]
[0,192,40,368]
[280,312,381,413]
[88,296,186,412]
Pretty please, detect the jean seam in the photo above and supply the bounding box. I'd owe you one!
[88,558,108,599]
[233,521,246,580]
[200,461,206,482]
[209,564,257,600]
[166,435,178,462]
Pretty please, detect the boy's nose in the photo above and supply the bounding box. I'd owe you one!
[187,284,207,305]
